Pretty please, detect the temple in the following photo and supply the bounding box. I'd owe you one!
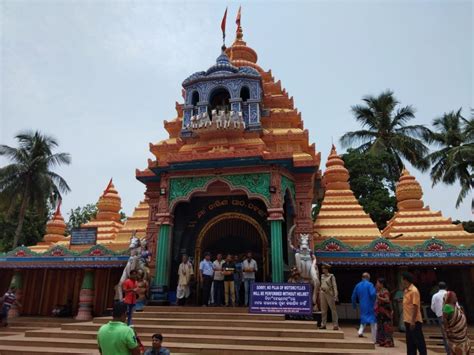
[1,14,473,322]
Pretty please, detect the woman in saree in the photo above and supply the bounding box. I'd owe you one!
[443,291,471,355]
[375,278,394,347]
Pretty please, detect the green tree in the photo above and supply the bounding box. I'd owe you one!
[66,204,127,235]
[0,131,71,248]
[66,204,98,235]
[424,109,473,207]
[453,220,474,234]
[340,90,430,178]
[342,149,397,230]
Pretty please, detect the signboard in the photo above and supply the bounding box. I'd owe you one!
[70,228,97,245]
[249,283,312,315]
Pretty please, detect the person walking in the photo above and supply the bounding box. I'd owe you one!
[233,255,243,306]
[431,281,450,354]
[242,251,258,307]
[97,302,139,355]
[213,253,225,306]
[319,263,339,330]
[402,271,427,355]
[443,291,471,355]
[122,270,139,326]
[352,272,377,342]
[199,252,214,306]
[375,278,394,347]
[177,254,194,306]
[222,254,236,307]
[0,286,21,327]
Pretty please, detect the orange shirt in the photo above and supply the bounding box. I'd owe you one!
[123,279,137,305]
[403,284,423,323]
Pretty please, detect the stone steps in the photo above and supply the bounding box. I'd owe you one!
[0,335,372,354]
[0,307,377,354]
[62,321,343,338]
[93,316,317,329]
[24,329,374,350]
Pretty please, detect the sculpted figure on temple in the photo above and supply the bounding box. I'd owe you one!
[215,110,225,129]
[190,114,198,129]
[231,111,244,129]
[116,231,144,301]
[288,226,320,311]
[201,111,211,128]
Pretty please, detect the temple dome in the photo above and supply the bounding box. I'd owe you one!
[96,179,122,222]
[43,203,67,243]
[396,168,424,210]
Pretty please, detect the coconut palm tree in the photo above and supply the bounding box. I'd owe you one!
[424,109,473,207]
[340,90,430,178]
[0,131,71,248]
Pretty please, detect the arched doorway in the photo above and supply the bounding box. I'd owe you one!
[195,212,268,281]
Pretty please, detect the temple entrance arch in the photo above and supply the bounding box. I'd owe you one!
[195,212,269,281]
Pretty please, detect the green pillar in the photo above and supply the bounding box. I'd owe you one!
[8,270,23,318]
[270,220,284,283]
[154,224,171,286]
[76,269,95,320]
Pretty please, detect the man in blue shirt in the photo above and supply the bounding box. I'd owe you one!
[233,255,243,306]
[352,272,377,343]
[199,252,214,306]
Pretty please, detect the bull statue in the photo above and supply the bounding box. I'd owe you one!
[115,231,148,301]
[288,225,320,312]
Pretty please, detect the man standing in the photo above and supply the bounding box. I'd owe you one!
[352,272,377,342]
[222,254,236,307]
[431,281,450,354]
[402,272,427,355]
[122,270,139,326]
[199,252,214,306]
[213,253,225,306]
[144,333,170,355]
[233,255,243,306]
[0,286,21,327]
[242,251,258,307]
[319,263,339,330]
[177,254,194,306]
[97,302,139,355]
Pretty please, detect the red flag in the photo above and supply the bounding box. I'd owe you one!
[236,6,241,27]
[54,198,62,218]
[104,178,113,194]
[221,7,228,40]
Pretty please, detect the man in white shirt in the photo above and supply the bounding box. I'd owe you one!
[242,251,258,306]
[212,254,225,306]
[431,281,450,354]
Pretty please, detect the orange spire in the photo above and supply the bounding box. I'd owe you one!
[226,7,258,66]
[96,179,122,222]
[395,168,424,210]
[43,201,67,243]
[323,145,350,190]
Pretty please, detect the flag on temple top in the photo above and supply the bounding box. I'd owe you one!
[221,7,228,41]
[104,178,113,194]
[54,198,62,218]
[236,6,241,27]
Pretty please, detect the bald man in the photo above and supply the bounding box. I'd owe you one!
[352,272,377,343]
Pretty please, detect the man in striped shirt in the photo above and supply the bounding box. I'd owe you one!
[1,286,21,327]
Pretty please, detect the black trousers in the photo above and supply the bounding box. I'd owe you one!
[202,275,213,306]
[404,322,427,355]
[213,280,224,306]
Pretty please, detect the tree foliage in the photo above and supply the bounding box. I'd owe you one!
[342,149,398,230]
[340,90,430,176]
[453,220,474,234]
[424,109,473,207]
[66,204,127,235]
[0,131,71,248]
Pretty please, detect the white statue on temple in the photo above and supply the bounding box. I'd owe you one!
[230,110,244,129]
[191,114,198,129]
[288,226,320,311]
[116,231,145,301]
[200,111,211,128]
[214,109,224,129]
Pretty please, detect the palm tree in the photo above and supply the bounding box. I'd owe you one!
[340,90,430,178]
[0,131,71,248]
[424,109,473,207]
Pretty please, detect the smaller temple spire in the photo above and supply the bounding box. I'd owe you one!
[395,168,424,210]
[43,201,67,243]
[96,179,122,222]
[323,145,350,191]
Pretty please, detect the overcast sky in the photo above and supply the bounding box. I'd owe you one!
[1,0,472,223]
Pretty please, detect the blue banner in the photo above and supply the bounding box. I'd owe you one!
[249,283,312,315]
[70,227,97,245]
